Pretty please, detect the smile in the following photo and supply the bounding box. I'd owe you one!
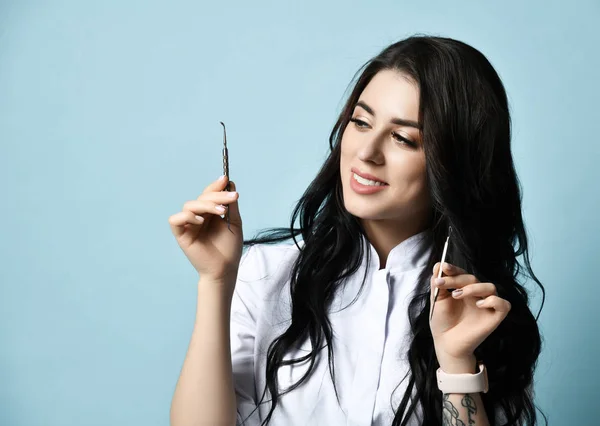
[350,172,389,195]
[352,173,386,186]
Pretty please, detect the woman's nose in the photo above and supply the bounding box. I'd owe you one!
[357,133,386,163]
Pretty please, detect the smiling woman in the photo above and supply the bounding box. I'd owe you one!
[170,34,547,426]
[341,69,430,257]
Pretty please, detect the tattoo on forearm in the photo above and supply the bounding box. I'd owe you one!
[461,394,477,425]
[442,394,465,426]
[442,393,478,426]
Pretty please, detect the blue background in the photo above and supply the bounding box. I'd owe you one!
[1,0,598,424]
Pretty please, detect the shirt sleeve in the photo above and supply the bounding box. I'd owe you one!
[231,244,265,426]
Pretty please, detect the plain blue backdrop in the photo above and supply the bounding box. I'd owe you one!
[1,0,598,424]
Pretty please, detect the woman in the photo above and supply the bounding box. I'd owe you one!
[169,35,546,425]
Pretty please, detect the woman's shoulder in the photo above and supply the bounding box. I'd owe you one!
[239,240,302,275]
[235,241,303,304]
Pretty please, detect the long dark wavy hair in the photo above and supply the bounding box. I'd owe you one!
[240,35,547,425]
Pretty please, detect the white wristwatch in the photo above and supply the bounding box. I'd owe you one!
[436,363,489,394]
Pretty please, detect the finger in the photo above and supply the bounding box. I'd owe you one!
[168,211,205,237]
[201,189,239,205]
[449,282,497,299]
[475,295,512,315]
[433,273,479,289]
[225,181,242,226]
[431,261,466,310]
[201,175,229,196]
[432,262,467,277]
[183,199,229,218]
[430,279,440,312]
[430,272,452,307]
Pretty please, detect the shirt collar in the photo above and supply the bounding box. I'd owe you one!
[361,228,433,273]
[294,228,433,273]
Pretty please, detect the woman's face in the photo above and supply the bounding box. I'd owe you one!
[340,69,430,226]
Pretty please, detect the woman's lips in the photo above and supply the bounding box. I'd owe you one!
[351,167,387,184]
[350,172,388,194]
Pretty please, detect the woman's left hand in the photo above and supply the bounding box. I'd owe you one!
[429,262,512,372]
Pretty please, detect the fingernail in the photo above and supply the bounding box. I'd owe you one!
[219,175,226,181]
[435,278,445,286]
[215,205,226,213]
[227,191,237,198]
[476,299,485,306]
[195,215,204,223]
[452,289,463,297]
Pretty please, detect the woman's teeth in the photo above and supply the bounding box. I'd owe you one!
[353,173,385,186]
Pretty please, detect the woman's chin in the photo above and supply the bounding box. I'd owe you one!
[345,205,387,221]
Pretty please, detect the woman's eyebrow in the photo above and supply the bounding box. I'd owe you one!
[355,100,422,130]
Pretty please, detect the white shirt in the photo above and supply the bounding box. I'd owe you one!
[230,230,504,425]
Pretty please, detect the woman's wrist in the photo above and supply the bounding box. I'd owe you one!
[437,353,478,374]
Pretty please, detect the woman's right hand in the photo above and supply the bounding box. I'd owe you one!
[168,175,243,285]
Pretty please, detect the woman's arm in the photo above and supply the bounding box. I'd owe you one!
[170,277,237,426]
[439,357,490,426]
[443,392,489,426]
[430,261,513,425]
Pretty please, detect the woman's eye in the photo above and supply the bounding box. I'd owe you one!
[350,117,416,148]
[392,132,416,147]
[349,117,368,128]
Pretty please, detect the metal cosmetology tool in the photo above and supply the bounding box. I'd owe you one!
[220,121,233,234]
[430,226,453,320]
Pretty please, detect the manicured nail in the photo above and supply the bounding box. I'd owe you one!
[219,175,226,181]
[215,205,226,213]
[476,299,485,306]
[435,278,445,286]
[195,215,204,223]
[227,191,237,198]
[452,289,463,297]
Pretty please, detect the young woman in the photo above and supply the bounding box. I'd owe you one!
[169,35,546,426]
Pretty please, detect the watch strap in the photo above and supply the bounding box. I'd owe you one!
[436,363,489,394]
